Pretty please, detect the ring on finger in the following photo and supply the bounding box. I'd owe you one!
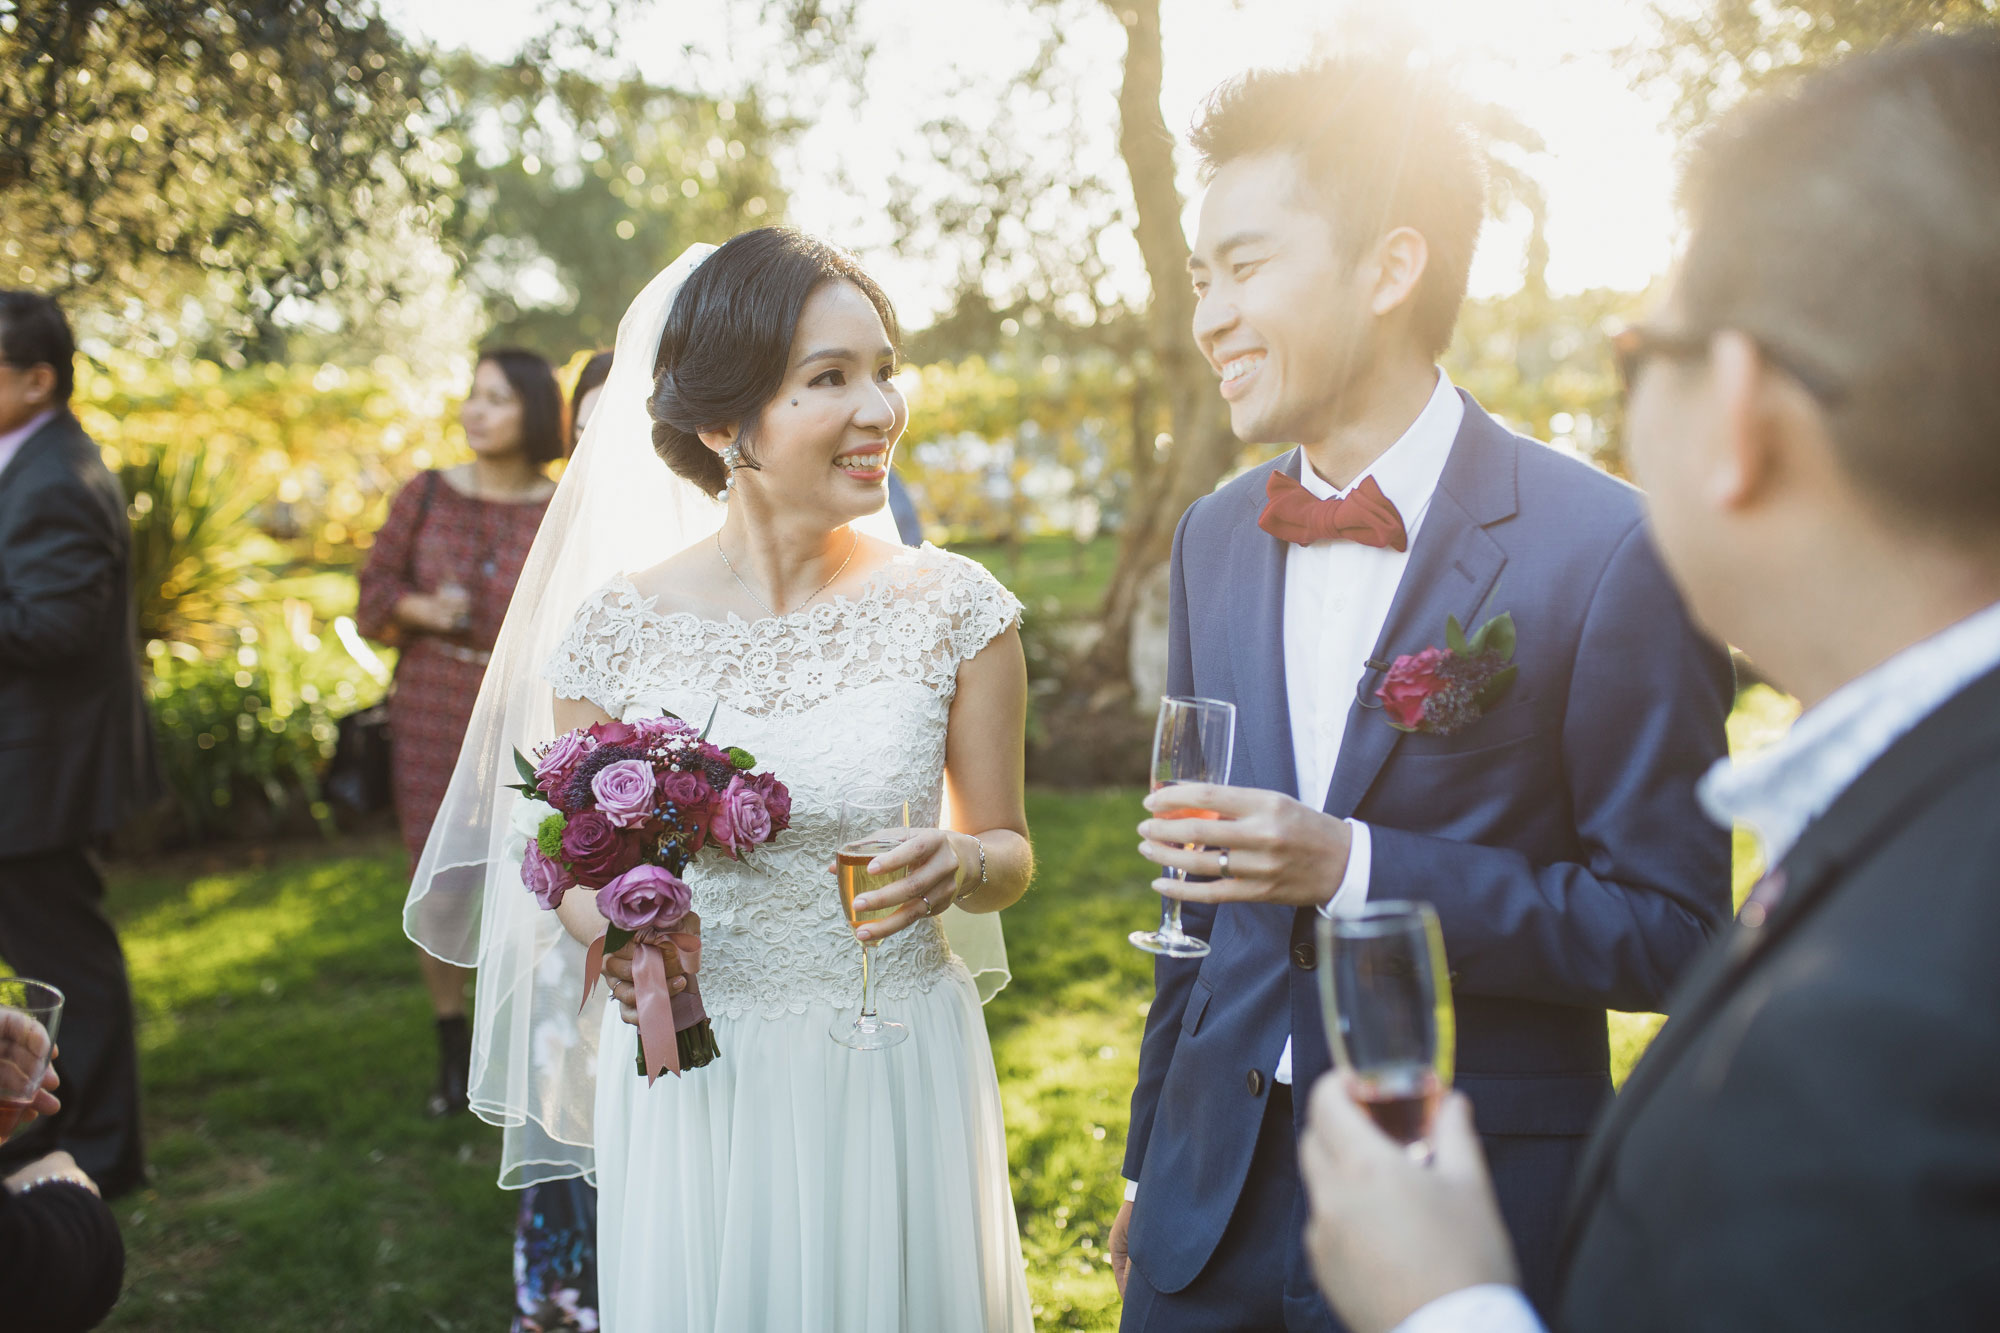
[916,894,933,917]
[1218,848,1231,878]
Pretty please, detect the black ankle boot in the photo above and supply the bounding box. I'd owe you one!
[425,1014,471,1118]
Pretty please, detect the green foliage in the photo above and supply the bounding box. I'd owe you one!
[1634,0,2000,133]
[0,1,437,356]
[437,57,792,354]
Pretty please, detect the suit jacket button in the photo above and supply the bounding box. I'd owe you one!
[1292,941,1316,970]
[1246,1069,1264,1096]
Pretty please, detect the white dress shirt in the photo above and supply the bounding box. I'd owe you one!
[1273,367,1463,1085]
[1387,597,2000,1333]
[0,408,56,485]
[1126,372,1463,1205]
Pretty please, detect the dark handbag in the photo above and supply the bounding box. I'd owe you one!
[326,471,440,813]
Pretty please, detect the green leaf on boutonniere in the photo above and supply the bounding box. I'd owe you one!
[1468,611,1517,661]
[1446,614,1470,656]
[1474,664,1519,711]
[514,747,541,789]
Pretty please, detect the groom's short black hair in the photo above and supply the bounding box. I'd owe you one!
[1191,57,1486,358]
[1677,32,2000,544]
[0,290,75,403]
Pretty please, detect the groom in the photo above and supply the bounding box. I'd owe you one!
[1112,59,1734,1330]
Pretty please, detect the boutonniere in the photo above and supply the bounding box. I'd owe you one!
[1377,612,1519,736]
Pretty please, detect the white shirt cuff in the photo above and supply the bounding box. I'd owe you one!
[1317,819,1372,918]
[1123,1178,1139,1203]
[1390,1285,1544,1333]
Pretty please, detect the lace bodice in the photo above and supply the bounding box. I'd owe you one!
[544,544,1022,1018]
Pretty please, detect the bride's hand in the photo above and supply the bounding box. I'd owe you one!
[848,828,968,943]
[602,939,690,1028]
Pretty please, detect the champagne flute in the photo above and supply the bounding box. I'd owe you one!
[1131,695,1236,958]
[1316,902,1455,1158]
[0,978,63,1142]
[831,789,912,1050]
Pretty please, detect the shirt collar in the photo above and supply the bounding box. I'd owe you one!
[1700,598,2000,869]
[1296,369,1463,541]
[0,408,58,480]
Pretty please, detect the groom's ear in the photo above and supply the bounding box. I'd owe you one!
[1365,226,1430,321]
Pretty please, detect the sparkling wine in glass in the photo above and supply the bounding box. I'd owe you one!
[1316,902,1454,1157]
[831,790,912,1050]
[1131,695,1236,958]
[0,979,63,1142]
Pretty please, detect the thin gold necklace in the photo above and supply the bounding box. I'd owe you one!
[716,529,859,618]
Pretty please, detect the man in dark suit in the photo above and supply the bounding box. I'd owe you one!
[0,290,155,1198]
[1109,59,1734,1331]
[1296,33,2000,1333]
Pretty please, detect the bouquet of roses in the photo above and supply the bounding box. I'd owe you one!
[510,709,792,1082]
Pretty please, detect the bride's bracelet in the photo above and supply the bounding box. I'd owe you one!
[955,835,988,906]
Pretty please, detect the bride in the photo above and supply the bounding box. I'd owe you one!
[405,229,1035,1331]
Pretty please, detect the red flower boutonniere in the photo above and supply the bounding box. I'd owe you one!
[1377,612,1520,736]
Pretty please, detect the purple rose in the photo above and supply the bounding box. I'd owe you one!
[560,809,640,888]
[534,730,594,795]
[590,759,658,828]
[635,714,693,745]
[657,769,713,813]
[710,775,774,856]
[595,863,691,932]
[521,841,574,910]
[746,770,792,832]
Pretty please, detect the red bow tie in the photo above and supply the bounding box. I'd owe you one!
[1257,470,1408,550]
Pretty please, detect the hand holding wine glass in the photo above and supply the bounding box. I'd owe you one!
[1131,695,1236,958]
[831,790,913,1050]
[1316,902,1454,1157]
[0,980,63,1142]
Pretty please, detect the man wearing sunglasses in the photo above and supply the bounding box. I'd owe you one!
[1299,31,2000,1333]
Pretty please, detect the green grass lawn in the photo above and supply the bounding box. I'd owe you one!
[101,723,1781,1329]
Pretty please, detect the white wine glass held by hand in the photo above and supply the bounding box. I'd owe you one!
[832,789,913,1050]
[1316,901,1456,1160]
[1131,695,1236,958]
[0,979,63,1142]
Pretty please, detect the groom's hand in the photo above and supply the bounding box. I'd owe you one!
[1138,785,1350,908]
[1300,1075,1519,1333]
[1110,1199,1134,1295]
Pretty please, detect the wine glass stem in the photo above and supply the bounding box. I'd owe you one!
[859,940,878,1020]
[1161,867,1187,939]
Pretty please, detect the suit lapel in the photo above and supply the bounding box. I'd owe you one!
[1321,398,1518,817]
[1559,661,2000,1263]
[1228,452,1299,799]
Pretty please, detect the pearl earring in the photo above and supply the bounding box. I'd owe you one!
[720,441,744,497]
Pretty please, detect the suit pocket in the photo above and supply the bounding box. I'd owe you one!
[1395,696,1542,761]
[1180,978,1215,1038]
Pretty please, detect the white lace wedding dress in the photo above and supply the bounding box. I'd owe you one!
[544,543,1033,1333]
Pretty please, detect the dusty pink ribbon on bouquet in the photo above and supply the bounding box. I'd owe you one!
[580,911,706,1084]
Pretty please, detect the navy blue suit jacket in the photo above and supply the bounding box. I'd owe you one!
[1123,395,1734,1321]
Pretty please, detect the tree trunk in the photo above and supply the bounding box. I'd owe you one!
[1082,0,1237,698]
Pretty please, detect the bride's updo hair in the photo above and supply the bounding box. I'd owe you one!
[649,227,900,497]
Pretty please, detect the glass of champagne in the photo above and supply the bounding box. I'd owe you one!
[831,789,912,1050]
[1131,695,1236,958]
[1316,902,1455,1158]
[0,978,63,1142]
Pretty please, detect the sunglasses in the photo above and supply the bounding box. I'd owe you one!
[1611,323,1843,405]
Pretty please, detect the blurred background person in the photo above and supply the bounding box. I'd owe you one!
[357,347,564,1118]
[0,290,155,1201]
[508,351,607,1333]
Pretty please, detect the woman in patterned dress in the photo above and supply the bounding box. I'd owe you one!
[357,348,563,1117]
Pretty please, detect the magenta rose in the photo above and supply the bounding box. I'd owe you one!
[594,863,691,933]
[521,841,574,910]
[1376,645,1450,730]
[587,719,640,747]
[590,759,658,829]
[657,769,713,813]
[710,775,774,855]
[534,730,594,795]
[634,714,691,745]
[560,809,641,888]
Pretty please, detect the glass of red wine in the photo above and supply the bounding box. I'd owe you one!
[0,978,63,1143]
[1316,902,1454,1158]
[1131,695,1236,958]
